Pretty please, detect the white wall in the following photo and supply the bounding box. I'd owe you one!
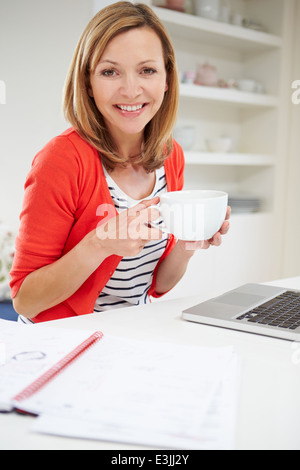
[0,0,94,231]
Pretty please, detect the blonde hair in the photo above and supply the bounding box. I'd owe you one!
[63,1,179,172]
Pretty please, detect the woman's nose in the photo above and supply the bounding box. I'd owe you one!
[120,74,142,99]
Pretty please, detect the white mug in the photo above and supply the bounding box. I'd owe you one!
[152,190,228,241]
[194,0,220,21]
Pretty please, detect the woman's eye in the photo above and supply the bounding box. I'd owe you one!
[141,68,156,75]
[101,69,117,77]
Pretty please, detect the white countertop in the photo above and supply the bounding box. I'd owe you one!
[1,277,300,450]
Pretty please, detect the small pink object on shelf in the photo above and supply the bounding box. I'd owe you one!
[195,63,218,87]
[165,0,185,12]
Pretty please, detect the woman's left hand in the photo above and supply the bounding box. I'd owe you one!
[178,205,231,252]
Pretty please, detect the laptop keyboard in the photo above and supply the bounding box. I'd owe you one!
[236,291,300,330]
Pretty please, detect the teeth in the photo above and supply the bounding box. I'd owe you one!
[117,104,143,111]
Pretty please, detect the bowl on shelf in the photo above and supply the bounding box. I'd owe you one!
[206,137,232,153]
[237,79,257,93]
[173,126,196,150]
[237,79,264,93]
[194,0,220,20]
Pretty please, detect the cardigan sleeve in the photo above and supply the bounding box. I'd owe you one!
[10,136,81,298]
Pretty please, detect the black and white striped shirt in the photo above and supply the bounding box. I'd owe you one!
[94,166,168,312]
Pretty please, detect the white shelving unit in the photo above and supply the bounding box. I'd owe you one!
[148,0,296,297]
[184,152,274,167]
[152,5,283,50]
[179,83,279,108]
[150,2,286,204]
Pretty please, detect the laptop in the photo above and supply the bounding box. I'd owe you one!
[182,283,300,341]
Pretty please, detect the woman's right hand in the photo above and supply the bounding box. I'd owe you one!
[95,197,162,257]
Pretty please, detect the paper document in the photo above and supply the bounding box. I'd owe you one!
[0,319,98,411]
[0,319,240,449]
[25,336,240,449]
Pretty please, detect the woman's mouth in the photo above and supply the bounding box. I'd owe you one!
[114,103,148,115]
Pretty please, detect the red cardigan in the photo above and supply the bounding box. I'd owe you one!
[10,128,185,323]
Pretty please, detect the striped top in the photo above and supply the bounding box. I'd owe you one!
[94,166,168,312]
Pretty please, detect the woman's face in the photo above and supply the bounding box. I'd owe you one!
[89,27,168,144]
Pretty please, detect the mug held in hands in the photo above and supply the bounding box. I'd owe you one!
[152,190,228,241]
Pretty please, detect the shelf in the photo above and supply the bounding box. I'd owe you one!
[180,84,279,108]
[153,7,282,52]
[229,210,272,218]
[184,152,275,167]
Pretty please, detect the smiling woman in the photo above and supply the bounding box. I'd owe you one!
[88,27,169,156]
[9,2,230,324]
[64,1,179,172]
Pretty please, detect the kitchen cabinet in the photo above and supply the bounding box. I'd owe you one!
[147,0,297,296]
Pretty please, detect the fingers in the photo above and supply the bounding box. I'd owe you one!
[96,197,163,258]
[128,197,160,217]
[219,220,230,235]
[214,207,231,240]
[128,213,162,241]
[127,197,162,242]
[210,232,222,246]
